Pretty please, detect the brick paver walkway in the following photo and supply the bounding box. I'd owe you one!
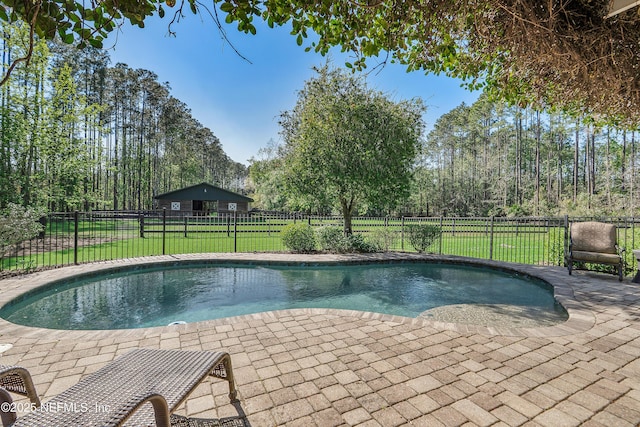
[0,253,638,426]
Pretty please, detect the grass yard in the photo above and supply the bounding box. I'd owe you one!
[4,214,637,274]
[1,232,287,270]
[1,223,565,271]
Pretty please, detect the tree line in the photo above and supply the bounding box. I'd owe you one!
[249,91,640,218]
[4,17,639,219]
[0,22,247,212]
[412,95,639,217]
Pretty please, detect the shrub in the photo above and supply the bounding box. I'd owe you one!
[406,223,441,253]
[368,228,398,252]
[316,226,350,253]
[346,233,378,253]
[315,226,379,253]
[0,203,45,259]
[546,227,566,266]
[281,223,316,253]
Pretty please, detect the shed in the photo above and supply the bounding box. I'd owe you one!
[154,183,253,215]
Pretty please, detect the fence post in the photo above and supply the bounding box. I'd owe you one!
[439,216,443,254]
[401,216,405,251]
[563,214,569,265]
[162,208,167,255]
[139,213,144,238]
[489,216,494,260]
[233,210,237,252]
[633,218,636,272]
[73,211,79,265]
[184,216,188,238]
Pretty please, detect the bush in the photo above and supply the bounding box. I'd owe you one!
[316,226,350,253]
[281,223,316,253]
[346,233,378,253]
[315,226,379,253]
[546,227,566,266]
[0,203,45,258]
[406,223,441,253]
[368,228,398,252]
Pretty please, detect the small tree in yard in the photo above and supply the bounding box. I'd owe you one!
[279,64,425,235]
[406,224,442,253]
[0,204,45,259]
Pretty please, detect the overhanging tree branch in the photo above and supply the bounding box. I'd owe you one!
[1,0,640,125]
[0,0,40,86]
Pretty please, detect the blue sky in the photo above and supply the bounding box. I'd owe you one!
[105,11,480,165]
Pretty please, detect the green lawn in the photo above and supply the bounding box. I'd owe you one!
[1,224,565,271]
[5,215,638,274]
[2,232,288,270]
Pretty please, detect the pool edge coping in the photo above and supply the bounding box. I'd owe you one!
[0,252,596,338]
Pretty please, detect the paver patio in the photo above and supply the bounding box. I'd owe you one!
[0,253,638,426]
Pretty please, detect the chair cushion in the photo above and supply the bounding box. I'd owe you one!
[570,222,618,254]
[571,250,621,265]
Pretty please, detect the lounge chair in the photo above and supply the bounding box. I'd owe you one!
[3,348,237,427]
[566,221,625,281]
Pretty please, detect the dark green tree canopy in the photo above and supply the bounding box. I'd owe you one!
[3,1,640,124]
[279,65,425,233]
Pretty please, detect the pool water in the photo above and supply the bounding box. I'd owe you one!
[0,263,568,330]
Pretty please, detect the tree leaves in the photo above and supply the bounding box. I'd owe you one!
[279,65,425,232]
[3,0,639,123]
[211,0,640,125]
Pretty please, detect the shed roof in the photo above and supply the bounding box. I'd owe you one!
[154,183,253,202]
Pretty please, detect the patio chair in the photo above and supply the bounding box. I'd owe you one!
[566,221,625,281]
[4,348,238,427]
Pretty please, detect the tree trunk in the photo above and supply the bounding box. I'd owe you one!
[622,130,627,193]
[573,121,579,203]
[631,131,636,214]
[547,114,554,205]
[534,110,541,215]
[515,110,522,204]
[113,108,119,210]
[590,126,596,197]
[605,127,611,206]
[340,196,355,235]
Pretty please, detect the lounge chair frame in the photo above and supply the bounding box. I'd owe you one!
[7,348,236,427]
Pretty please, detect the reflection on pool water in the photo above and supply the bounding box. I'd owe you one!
[0,263,568,330]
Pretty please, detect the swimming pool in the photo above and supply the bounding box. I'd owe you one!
[0,261,568,330]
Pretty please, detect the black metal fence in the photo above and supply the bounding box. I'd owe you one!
[1,210,638,276]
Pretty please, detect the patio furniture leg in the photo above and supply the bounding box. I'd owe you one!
[633,250,640,283]
[0,388,17,427]
[211,353,237,401]
[0,365,41,407]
